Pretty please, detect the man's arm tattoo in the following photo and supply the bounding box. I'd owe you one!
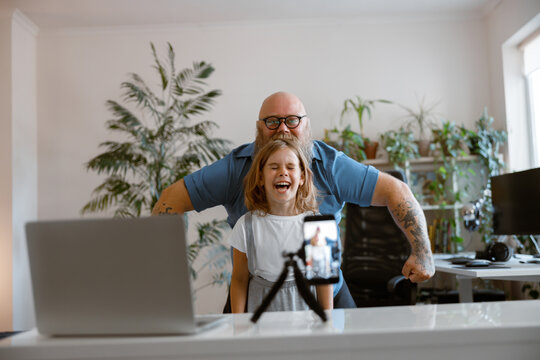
[393,200,432,264]
[156,203,173,215]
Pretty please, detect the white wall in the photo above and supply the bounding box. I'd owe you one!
[12,10,38,331]
[486,0,540,171]
[0,8,14,332]
[37,17,495,220]
[36,16,493,314]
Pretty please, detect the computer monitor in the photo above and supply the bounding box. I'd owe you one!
[491,167,540,235]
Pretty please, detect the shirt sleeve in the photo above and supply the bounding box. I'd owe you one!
[228,215,247,253]
[183,153,236,212]
[331,152,379,206]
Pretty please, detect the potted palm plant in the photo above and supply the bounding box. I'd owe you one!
[340,96,392,159]
[399,97,438,157]
[82,42,233,293]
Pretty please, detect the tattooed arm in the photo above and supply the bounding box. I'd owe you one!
[370,172,435,282]
[152,179,195,215]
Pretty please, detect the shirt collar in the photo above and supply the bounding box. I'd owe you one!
[236,143,255,158]
[311,141,322,161]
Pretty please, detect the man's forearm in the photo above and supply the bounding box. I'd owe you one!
[390,194,433,269]
[371,173,435,280]
[152,179,195,215]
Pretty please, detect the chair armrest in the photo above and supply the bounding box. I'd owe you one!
[387,275,407,293]
[387,275,417,305]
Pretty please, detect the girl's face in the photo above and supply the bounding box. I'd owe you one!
[260,147,305,215]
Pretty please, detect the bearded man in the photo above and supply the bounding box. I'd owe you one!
[153,91,435,308]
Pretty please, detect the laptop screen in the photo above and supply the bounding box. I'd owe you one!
[26,215,204,335]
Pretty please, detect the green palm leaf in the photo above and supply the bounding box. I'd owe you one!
[151,42,169,91]
[82,42,232,292]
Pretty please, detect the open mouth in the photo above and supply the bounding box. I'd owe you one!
[274,181,291,192]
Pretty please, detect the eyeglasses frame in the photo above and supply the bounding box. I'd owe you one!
[258,115,307,130]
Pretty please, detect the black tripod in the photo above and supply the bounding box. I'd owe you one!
[250,251,327,323]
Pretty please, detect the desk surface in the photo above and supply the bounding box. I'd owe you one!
[2,300,540,360]
[435,253,540,280]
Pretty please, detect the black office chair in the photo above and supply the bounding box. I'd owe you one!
[341,169,417,307]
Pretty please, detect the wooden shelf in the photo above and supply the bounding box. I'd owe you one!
[422,204,462,211]
[363,155,479,171]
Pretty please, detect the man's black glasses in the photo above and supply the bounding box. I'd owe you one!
[259,115,306,130]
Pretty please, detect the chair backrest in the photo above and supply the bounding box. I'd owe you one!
[342,169,417,307]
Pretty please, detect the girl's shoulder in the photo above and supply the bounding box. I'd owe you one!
[236,210,265,229]
[232,212,250,229]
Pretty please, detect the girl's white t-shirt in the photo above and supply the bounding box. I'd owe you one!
[228,212,308,282]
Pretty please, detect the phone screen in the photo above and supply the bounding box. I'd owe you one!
[302,215,340,284]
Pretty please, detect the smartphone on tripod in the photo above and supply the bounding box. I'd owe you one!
[302,215,340,284]
[251,214,337,323]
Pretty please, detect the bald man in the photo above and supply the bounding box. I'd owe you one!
[153,91,435,309]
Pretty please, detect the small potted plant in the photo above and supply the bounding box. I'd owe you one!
[399,97,438,157]
[340,96,392,159]
[430,120,467,159]
[324,125,366,161]
[380,127,419,169]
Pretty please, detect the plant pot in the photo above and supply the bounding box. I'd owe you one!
[364,141,379,159]
[416,139,431,157]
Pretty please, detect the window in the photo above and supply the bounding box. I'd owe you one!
[523,31,540,167]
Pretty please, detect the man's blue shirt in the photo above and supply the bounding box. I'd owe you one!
[184,140,380,295]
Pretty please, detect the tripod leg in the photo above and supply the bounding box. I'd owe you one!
[250,264,290,323]
[292,262,327,322]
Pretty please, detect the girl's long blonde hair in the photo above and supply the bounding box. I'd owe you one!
[244,137,318,214]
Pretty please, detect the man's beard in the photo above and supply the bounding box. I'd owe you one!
[254,129,314,164]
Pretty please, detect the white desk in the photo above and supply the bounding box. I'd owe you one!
[2,301,540,360]
[435,253,540,302]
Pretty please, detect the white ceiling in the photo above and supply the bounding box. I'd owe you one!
[6,0,501,29]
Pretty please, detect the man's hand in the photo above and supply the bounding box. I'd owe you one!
[402,253,435,283]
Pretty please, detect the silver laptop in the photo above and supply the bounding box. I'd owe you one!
[26,215,226,336]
